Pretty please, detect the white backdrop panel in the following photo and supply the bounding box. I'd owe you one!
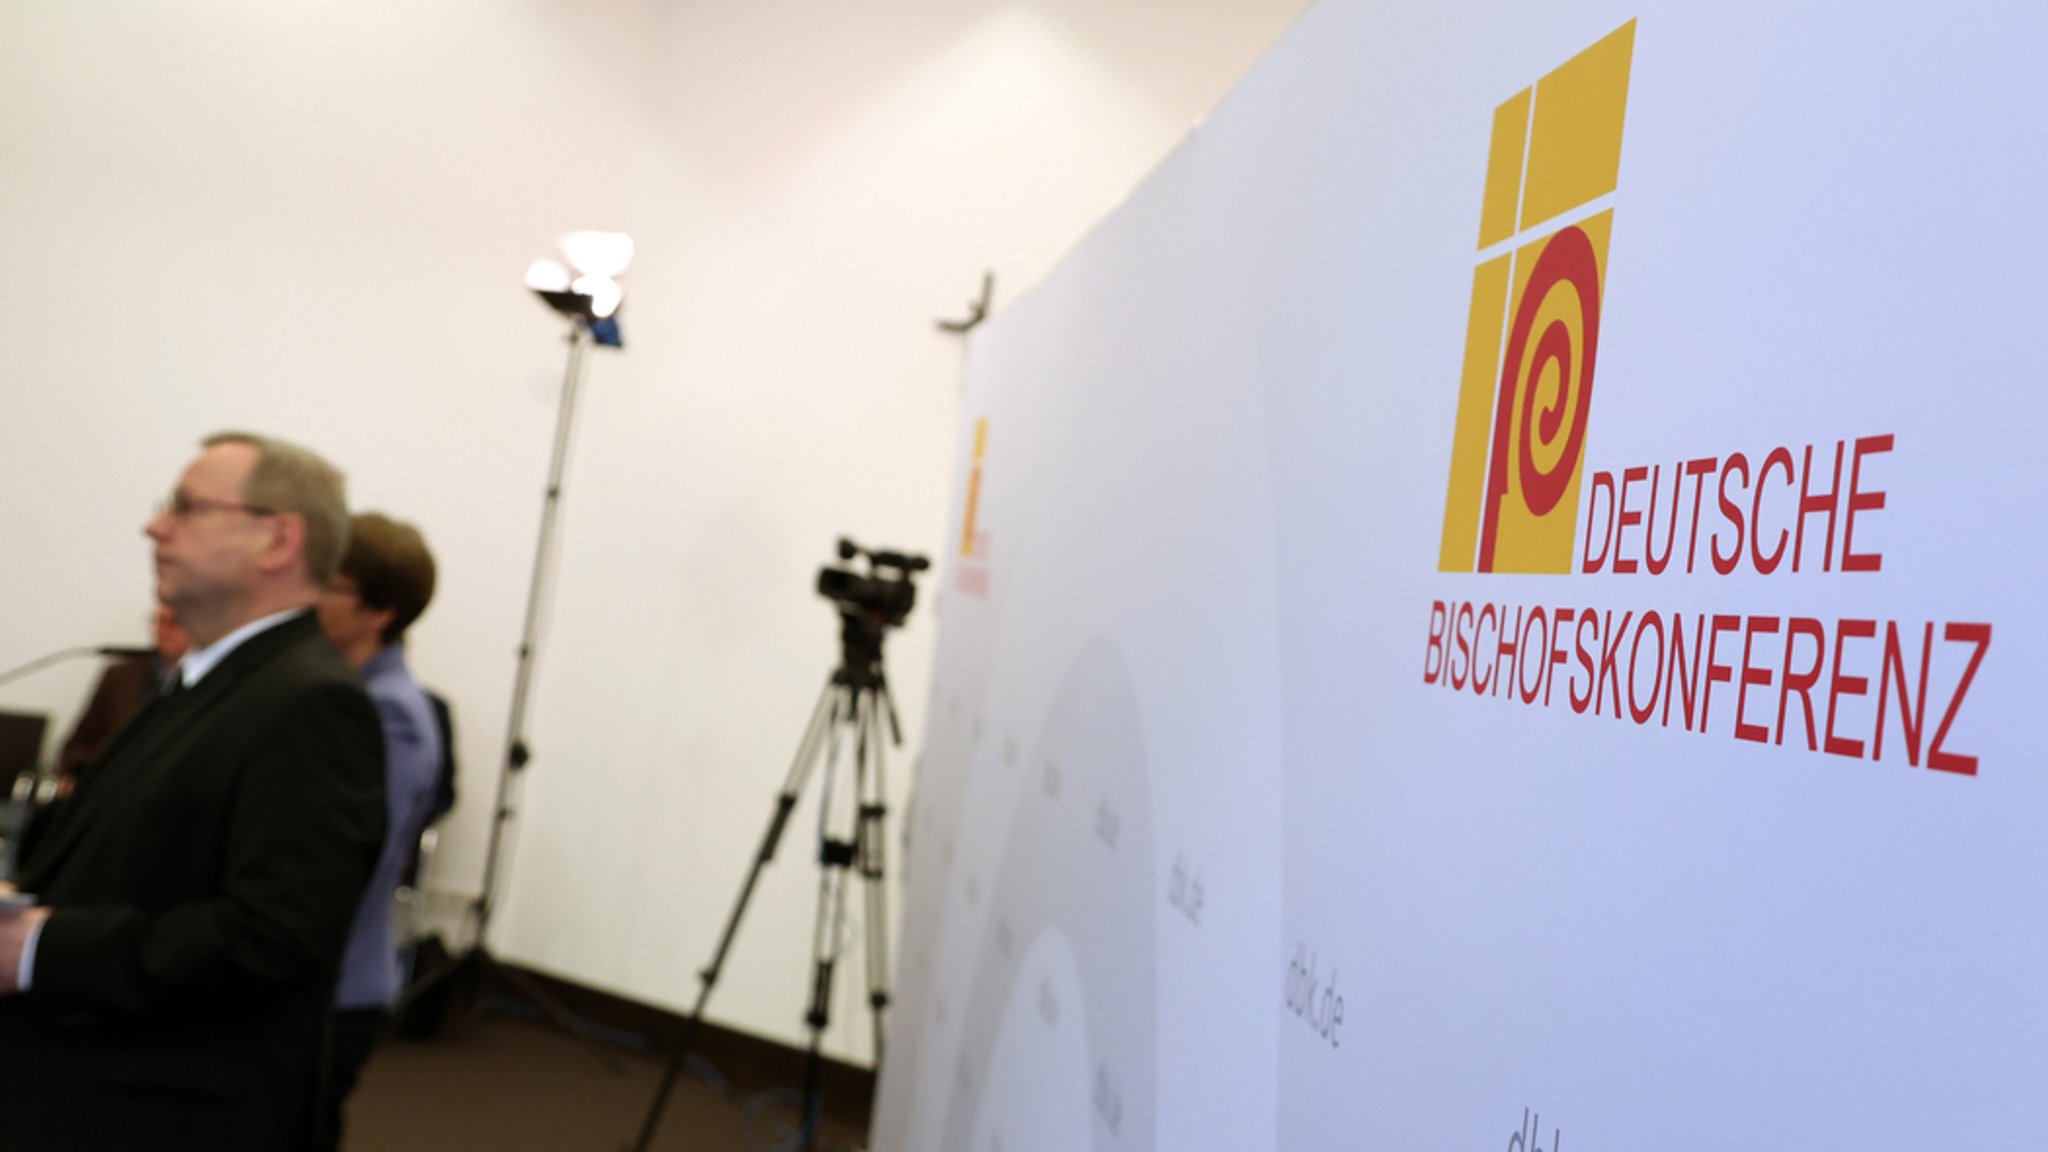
[877,1,2046,1149]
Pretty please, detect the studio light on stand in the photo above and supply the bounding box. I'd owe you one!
[525,228,631,347]
[402,232,632,1059]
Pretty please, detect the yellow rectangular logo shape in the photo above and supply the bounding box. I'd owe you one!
[1439,21,1635,575]
[960,418,989,558]
[1521,23,1635,233]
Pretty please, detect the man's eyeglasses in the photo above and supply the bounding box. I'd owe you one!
[155,494,281,522]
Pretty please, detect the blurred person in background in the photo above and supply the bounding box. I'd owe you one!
[315,511,443,1151]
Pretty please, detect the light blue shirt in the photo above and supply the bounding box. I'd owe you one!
[334,641,442,1009]
[177,607,305,688]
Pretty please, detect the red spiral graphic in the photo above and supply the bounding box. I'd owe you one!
[1477,224,1601,571]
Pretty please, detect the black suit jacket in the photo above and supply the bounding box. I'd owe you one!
[0,612,386,1152]
[55,649,163,779]
[12,651,164,868]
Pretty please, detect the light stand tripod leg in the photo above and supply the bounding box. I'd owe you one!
[626,674,844,1152]
[396,323,624,1070]
[477,324,590,944]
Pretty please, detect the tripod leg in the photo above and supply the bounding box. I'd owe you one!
[795,678,883,1152]
[801,805,858,1149]
[799,864,846,1152]
[856,689,893,1065]
[626,674,844,1152]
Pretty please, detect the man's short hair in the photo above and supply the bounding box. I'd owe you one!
[338,512,437,646]
[203,431,351,584]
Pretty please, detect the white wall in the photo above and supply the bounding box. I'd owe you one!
[0,0,1304,1063]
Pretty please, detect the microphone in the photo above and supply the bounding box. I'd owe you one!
[0,645,156,691]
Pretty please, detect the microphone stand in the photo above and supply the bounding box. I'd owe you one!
[0,645,149,690]
[0,643,160,878]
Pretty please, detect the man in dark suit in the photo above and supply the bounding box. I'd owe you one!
[0,432,387,1151]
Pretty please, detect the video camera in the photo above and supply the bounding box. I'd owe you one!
[816,537,931,630]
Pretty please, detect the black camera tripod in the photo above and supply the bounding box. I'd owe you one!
[627,605,905,1152]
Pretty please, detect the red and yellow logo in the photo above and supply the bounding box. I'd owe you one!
[956,417,993,597]
[960,417,989,559]
[1439,21,1635,574]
